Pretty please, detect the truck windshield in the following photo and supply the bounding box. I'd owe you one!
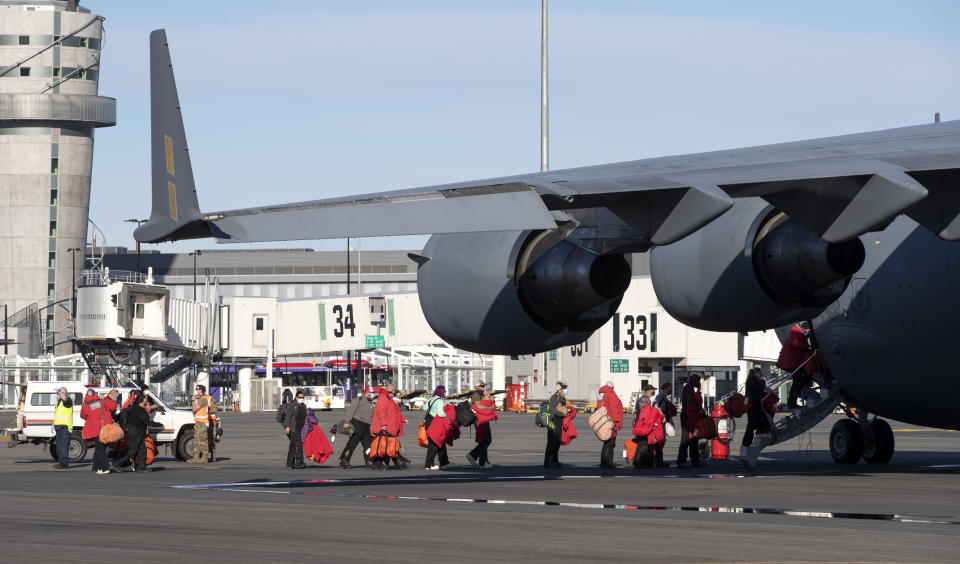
[147,392,175,411]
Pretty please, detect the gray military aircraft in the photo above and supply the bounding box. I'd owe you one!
[137,30,960,464]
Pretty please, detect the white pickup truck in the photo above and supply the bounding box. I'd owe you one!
[3,381,202,464]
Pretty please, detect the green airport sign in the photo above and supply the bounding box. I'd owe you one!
[365,335,385,349]
[609,358,629,373]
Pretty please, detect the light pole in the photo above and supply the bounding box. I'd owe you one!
[124,218,147,274]
[66,247,81,321]
[189,250,202,300]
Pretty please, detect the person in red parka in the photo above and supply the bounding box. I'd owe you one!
[597,382,623,468]
[370,384,410,469]
[676,374,707,468]
[779,322,813,409]
[560,405,578,446]
[80,388,119,475]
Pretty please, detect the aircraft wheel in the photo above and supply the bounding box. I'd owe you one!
[862,419,894,464]
[830,419,863,463]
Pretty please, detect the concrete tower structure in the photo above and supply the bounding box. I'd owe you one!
[0,0,115,354]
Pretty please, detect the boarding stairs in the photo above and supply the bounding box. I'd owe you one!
[723,351,846,467]
[75,341,136,388]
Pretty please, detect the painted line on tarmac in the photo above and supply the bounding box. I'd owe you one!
[171,482,960,526]
[169,472,770,490]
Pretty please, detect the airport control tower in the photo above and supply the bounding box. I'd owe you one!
[0,0,115,354]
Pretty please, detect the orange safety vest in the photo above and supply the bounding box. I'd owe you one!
[193,395,211,426]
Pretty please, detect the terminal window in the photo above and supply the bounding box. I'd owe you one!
[19,67,30,77]
[52,67,60,77]
[48,252,55,268]
[49,221,56,236]
[50,157,58,174]
[47,283,55,299]
[18,35,28,45]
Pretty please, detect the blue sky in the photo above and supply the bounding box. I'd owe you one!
[83,0,960,254]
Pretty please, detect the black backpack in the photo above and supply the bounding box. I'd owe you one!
[275,402,290,426]
[455,400,477,427]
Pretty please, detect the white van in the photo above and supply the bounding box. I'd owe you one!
[3,381,202,464]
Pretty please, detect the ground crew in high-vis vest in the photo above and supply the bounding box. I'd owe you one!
[52,387,74,469]
[188,384,213,464]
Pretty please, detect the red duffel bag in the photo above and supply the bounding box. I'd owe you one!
[763,392,779,416]
[726,394,748,418]
[695,417,717,440]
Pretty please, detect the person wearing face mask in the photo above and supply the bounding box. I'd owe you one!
[281,389,308,469]
[543,382,569,469]
[187,384,214,464]
[676,374,707,468]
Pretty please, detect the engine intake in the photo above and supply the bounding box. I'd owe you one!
[416,230,631,354]
[650,198,865,332]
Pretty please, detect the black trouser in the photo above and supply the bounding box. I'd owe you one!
[676,423,701,465]
[115,430,146,469]
[340,419,372,465]
[92,439,109,472]
[470,425,492,465]
[544,418,562,466]
[788,371,813,408]
[425,439,449,468]
[741,404,769,447]
[600,436,616,467]
[287,427,305,467]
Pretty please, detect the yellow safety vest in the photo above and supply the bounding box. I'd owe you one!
[53,400,73,431]
[193,395,210,426]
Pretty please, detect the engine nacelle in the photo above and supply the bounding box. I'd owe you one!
[416,230,631,354]
[650,198,865,332]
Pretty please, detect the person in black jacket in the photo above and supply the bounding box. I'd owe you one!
[741,368,770,448]
[281,389,308,469]
[112,394,151,472]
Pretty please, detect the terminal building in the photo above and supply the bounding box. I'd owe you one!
[82,248,783,409]
[0,0,116,355]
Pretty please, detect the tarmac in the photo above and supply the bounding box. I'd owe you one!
[1,409,958,563]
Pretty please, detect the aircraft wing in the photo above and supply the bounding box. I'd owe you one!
[136,29,960,246]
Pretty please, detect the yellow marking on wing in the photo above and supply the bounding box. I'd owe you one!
[168,182,178,221]
[164,135,175,175]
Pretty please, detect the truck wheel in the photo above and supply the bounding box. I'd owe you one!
[50,435,88,463]
[862,419,894,464]
[829,419,864,463]
[177,429,195,461]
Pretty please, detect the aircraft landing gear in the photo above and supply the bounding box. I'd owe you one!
[829,407,895,464]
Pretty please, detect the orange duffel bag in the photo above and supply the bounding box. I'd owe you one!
[417,423,429,448]
[145,435,158,466]
[726,394,748,418]
[624,437,638,462]
[370,432,400,459]
[99,423,124,444]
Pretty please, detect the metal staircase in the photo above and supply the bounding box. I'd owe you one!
[150,355,192,384]
[726,351,846,468]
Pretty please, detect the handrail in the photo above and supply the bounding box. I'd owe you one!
[720,349,822,403]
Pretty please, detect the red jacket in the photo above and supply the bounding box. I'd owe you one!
[560,407,578,446]
[598,385,624,439]
[80,396,117,441]
[471,399,498,444]
[303,425,333,464]
[633,405,665,446]
[371,392,406,437]
[777,324,810,372]
[427,404,460,446]
[681,382,705,429]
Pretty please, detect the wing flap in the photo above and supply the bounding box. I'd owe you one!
[206,184,557,243]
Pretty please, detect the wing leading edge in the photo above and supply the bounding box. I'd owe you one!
[134,29,960,247]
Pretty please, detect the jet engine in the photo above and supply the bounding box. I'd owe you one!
[415,230,631,354]
[649,198,865,332]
